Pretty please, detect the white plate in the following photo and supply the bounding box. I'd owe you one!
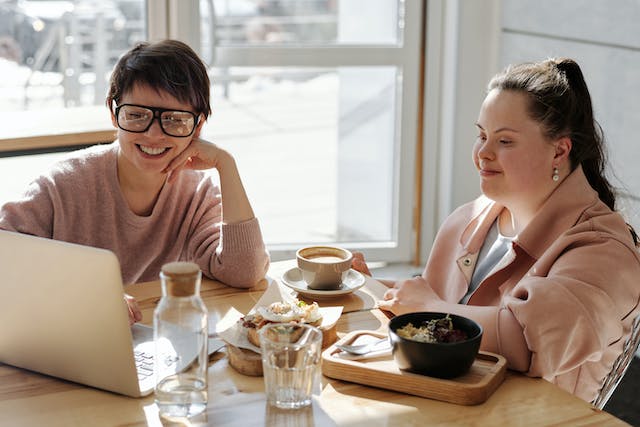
[281,267,366,298]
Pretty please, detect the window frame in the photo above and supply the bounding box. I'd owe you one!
[1,0,426,265]
[174,0,425,263]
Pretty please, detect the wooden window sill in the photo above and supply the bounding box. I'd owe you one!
[0,107,115,155]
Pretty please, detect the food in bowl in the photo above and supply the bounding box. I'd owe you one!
[396,314,468,344]
[389,312,483,378]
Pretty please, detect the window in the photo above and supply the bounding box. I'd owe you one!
[0,0,145,111]
[0,0,424,264]
[194,0,423,261]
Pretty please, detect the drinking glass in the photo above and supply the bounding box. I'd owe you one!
[260,323,322,409]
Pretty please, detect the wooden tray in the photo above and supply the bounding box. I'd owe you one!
[322,330,507,405]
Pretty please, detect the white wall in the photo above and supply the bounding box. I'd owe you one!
[499,0,640,230]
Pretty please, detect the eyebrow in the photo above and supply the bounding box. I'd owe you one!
[475,123,521,133]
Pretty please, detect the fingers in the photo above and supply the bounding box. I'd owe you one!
[376,299,392,310]
[164,138,222,182]
[376,298,397,316]
[124,294,142,326]
[166,156,193,184]
[163,137,206,175]
[351,251,372,276]
[164,148,196,179]
[376,288,397,314]
[125,297,135,326]
[352,251,366,262]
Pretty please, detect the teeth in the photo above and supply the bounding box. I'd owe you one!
[139,145,167,155]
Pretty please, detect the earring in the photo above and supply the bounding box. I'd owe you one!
[552,167,559,182]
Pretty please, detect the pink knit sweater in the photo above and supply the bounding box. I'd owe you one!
[0,143,269,286]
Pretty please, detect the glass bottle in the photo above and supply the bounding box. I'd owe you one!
[154,261,208,418]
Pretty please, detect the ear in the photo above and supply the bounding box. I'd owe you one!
[553,136,572,164]
[193,115,206,139]
[109,106,118,129]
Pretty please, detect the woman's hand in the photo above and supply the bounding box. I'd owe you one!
[377,276,442,315]
[124,293,142,326]
[164,137,255,223]
[163,137,226,183]
[351,251,372,276]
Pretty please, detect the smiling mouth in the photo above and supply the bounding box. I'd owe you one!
[137,144,170,156]
[480,169,501,176]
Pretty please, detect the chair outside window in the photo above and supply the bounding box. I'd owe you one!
[592,314,640,410]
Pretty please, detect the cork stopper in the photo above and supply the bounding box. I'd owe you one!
[160,262,201,297]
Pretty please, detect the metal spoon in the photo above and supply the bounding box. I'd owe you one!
[335,337,389,355]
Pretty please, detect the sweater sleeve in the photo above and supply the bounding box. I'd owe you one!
[0,177,55,237]
[212,219,270,287]
[184,178,269,288]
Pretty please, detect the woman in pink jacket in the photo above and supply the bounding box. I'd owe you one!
[353,58,640,402]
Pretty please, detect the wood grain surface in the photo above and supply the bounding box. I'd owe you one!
[323,331,507,405]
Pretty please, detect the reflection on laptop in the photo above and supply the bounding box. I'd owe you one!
[0,230,222,397]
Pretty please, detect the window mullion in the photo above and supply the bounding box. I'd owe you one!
[146,0,169,40]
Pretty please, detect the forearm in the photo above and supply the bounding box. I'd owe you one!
[0,187,54,237]
[211,220,270,288]
[216,151,255,224]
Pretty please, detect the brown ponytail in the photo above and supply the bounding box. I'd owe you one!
[554,59,616,210]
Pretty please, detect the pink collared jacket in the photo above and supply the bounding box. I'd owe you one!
[422,166,640,402]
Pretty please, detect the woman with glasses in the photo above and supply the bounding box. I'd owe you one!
[352,58,640,403]
[0,40,269,324]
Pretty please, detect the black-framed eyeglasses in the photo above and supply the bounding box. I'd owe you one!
[114,104,199,137]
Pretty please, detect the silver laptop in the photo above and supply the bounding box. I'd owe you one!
[0,230,223,397]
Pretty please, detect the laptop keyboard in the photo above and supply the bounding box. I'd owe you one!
[132,333,226,385]
[134,350,155,381]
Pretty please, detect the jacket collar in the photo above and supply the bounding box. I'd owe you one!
[459,196,502,254]
[459,166,599,259]
[517,165,599,259]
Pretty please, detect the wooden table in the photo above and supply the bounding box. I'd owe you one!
[0,261,629,426]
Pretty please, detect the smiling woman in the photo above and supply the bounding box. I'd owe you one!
[0,40,270,324]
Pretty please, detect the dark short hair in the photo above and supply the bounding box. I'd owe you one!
[106,39,211,118]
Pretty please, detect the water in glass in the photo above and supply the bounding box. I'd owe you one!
[260,323,322,409]
[155,374,207,417]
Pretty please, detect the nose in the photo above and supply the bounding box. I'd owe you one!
[144,116,166,138]
[476,139,494,160]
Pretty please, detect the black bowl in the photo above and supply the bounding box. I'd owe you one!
[388,312,483,379]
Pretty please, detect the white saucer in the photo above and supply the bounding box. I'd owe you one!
[281,267,366,298]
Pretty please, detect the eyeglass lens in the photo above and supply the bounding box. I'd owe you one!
[116,105,196,137]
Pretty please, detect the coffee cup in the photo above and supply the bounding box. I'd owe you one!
[296,246,353,290]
